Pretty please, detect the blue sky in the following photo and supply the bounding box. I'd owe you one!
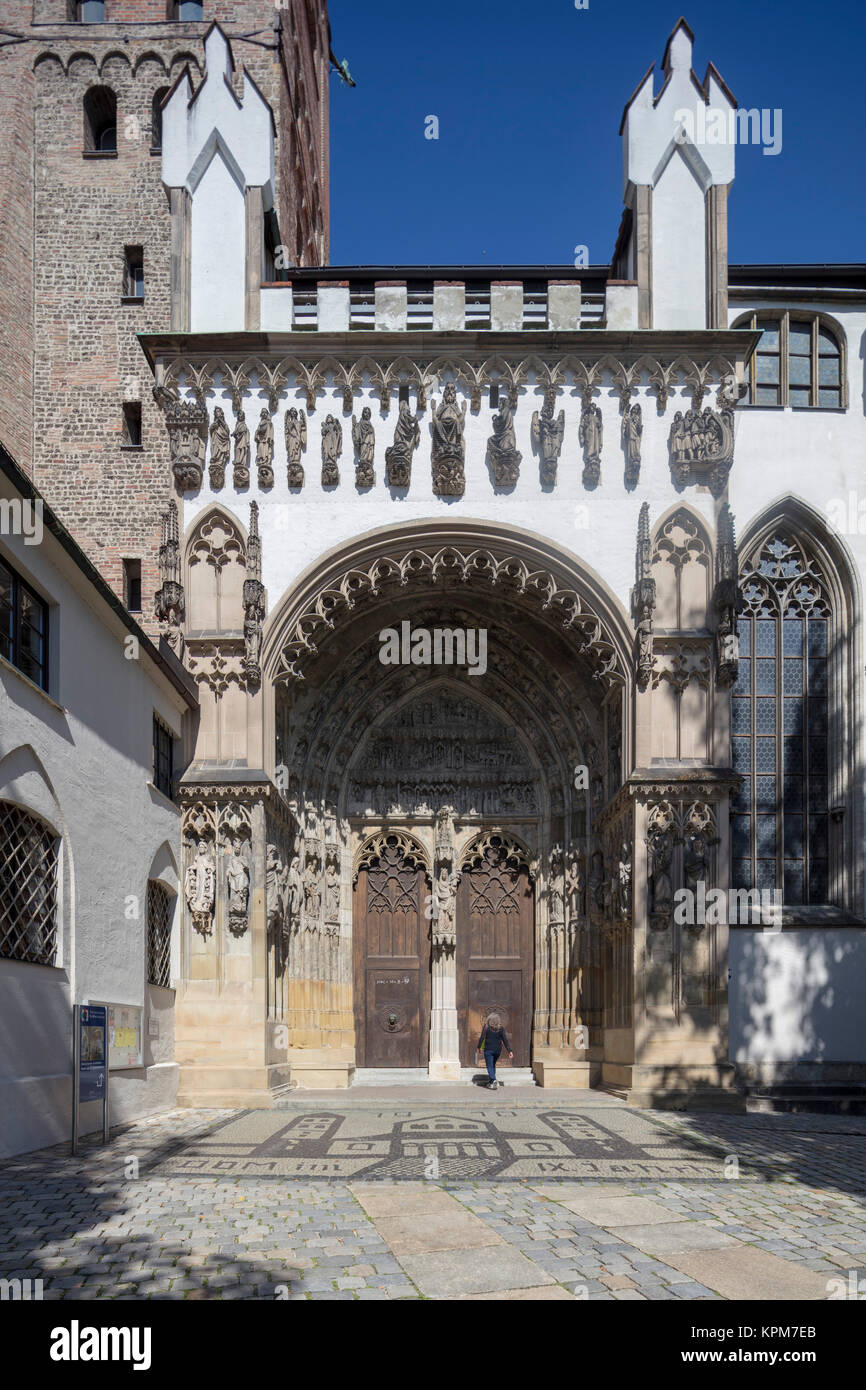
[326,0,866,267]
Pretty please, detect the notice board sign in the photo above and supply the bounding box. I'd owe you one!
[103,1003,144,1069]
[78,1004,107,1102]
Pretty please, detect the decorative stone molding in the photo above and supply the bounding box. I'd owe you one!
[155,500,184,658]
[431,381,467,496]
[321,414,342,487]
[651,640,712,691]
[668,405,735,496]
[621,402,642,489]
[165,398,207,492]
[242,501,265,687]
[530,387,564,485]
[352,408,375,488]
[579,399,603,488]
[645,797,718,932]
[285,407,307,487]
[271,543,626,689]
[631,502,655,690]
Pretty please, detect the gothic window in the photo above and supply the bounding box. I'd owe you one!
[0,802,59,966]
[0,554,48,690]
[146,880,173,988]
[83,86,117,153]
[731,534,832,904]
[734,311,844,410]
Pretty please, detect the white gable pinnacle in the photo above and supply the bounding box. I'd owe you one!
[622,18,735,203]
[161,22,274,204]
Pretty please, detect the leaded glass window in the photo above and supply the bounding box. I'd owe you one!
[0,802,59,964]
[736,311,844,410]
[731,535,830,904]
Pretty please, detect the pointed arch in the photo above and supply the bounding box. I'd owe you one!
[183,503,249,633]
[733,494,862,914]
[650,502,714,630]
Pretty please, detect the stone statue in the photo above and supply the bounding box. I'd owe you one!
[579,399,603,487]
[303,853,322,928]
[225,836,250,936]
[285,407,307,487]
[566,854,584,925]
[266,843,289,952]
[208,406,230,489]
[185,838,216,936]
[589,849,605,914]
[321,414,342,486]
[255,408,274,487]
[166,398,207,492]
[431,381,467,496]
[324,857,340,934]
[352,406,375,487]
[531,388,565,485]
[232,408,250,488]
[432,865,458,953]
[286,854,303,934]
[617,841,633,917]
[548,845,565,926]
[385,398,420,487]
[647,828,673,921]
[486,391,522,486]
[684,833,708,899]
[621,402,642,488]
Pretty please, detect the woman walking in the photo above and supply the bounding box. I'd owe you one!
[476,1012,513,1090]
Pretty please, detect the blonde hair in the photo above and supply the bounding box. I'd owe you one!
[486,1011,502,1029]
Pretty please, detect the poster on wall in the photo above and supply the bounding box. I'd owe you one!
[106,1004,144,1069]
[78,1004,107,1102]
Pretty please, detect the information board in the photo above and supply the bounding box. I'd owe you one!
[78,1004,107,1103]
[107,1003,144,1069]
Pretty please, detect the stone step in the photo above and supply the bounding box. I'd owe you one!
[746,1087,866,1116]
[350,1067,537,1088]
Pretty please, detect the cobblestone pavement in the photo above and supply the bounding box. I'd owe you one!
[2,1100,865,1301]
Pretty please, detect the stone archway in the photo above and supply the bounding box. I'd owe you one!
[261,520,634,1088]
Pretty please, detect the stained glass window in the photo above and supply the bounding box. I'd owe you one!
[732,535,830,905]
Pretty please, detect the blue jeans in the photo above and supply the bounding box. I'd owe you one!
[484,1050,499,1083]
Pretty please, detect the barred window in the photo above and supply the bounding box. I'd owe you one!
[0,802,59,965]
[146,880,173,988]
[731,535,831,905]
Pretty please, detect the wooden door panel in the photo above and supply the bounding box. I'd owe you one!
[457,835,533,1067]
[353,834,429,1068]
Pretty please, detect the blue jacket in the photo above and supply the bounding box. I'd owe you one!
[477,1025,511,1057]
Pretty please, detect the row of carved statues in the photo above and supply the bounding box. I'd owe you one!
[184,832,342,943]
[164,388,734,495]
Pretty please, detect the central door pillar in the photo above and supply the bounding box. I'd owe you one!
[428,807,461,1080]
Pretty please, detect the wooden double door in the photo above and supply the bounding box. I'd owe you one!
[354,832,534,1069]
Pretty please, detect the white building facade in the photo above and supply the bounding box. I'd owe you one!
[6,17,860,1120]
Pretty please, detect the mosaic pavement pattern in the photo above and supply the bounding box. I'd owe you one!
[2,1103,866,1299]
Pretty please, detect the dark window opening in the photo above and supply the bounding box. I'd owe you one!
[122,402,142,448]
[123,246,144,299]
[151,88,169,152]
[0,555,48,691]
[489,383,500,407]
[169,1,204,19]
[83,86,117,153]
[398,384,410,405]
[123,559,142,612]
[72,1,106,20]
[152,717,175,800]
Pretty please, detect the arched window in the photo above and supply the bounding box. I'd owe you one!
[147,880,173,988]
[0,802,59,965]
[151,87,169,152]
[732,530,841,905]
[734,311,845,410]
[83,86,117,153]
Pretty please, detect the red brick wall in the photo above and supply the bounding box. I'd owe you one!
[1,2,330,630]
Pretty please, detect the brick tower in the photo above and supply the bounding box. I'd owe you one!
[0,1,330,626]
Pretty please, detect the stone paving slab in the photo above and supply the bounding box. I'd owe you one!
[552,1194,676,1226]
[2,1101,866,1301]
[398,1245,556,1297]
[601,1222,742,1254]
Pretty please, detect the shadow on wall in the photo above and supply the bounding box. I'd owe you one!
[0,958,73,1159]
[731,929,866,1066]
